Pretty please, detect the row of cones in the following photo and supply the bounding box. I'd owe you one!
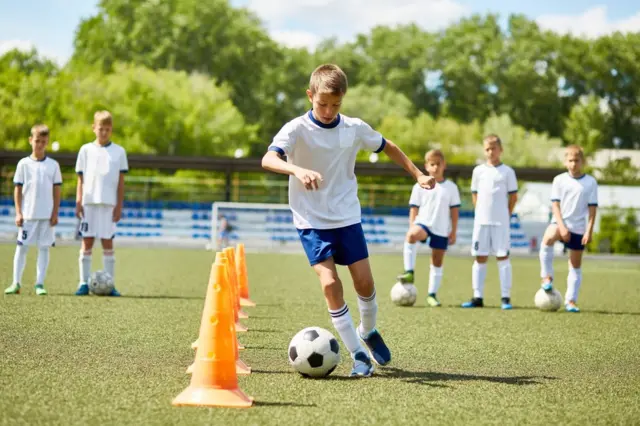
[172,244,256,408]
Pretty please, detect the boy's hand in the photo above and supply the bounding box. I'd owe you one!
[50,215,59,226]
[15,213,23,227]
[582,232,592,245]
[448,232,456,245]
[294,168,323,190]
[559,226,571,242]
[418,175,436,190]
[113,207,122,223]
[75,203,84,219]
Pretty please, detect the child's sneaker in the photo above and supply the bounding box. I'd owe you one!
[108,288,121,297]
[501,297,513,310]
[75,283,90,296]
[461,297,483,308]
[34,284,48,296]
[565,302,580,313]
[4,283,20,295]
[359,328,391,366]
[350,351,374,378]
[396,271,414,284]
[541,278,553,292]
[426,294,441,307]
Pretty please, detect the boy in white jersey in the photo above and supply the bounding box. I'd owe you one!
[396,149,461,307]
[262,64,435,377]
[5,125,62,296]
[462,134,518,310]
[539,145,597,313]
[74,111,128,296]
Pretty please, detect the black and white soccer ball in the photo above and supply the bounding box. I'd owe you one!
[288,326,340,378]
[89,270,115,296]
[534,288,563,311]
[390,282,417,306]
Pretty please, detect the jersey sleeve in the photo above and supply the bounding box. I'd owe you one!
[507,168,518,193]
[75,146,86,175]
[470,167,479,194]
[120,149,129,173]
[356,119,386,153]
[13,161,24,185]
[268,120,298,157]
[408,184,422,208]
[450,183,462,208]
[550,176,561,202]
[54,162,62,185]
[588,179,598,206]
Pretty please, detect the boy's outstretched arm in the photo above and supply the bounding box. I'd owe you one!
[382,140,435,189]
[583,206,597,245]
[262,150,323,190]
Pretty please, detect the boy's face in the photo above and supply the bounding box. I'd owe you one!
[93,122,112,144]
[565,152,583,175]
[29,134,49,156]
[306,90,343,124]
[425,156,446,180]
[483,141,502,164]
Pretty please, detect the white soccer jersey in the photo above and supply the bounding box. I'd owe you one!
[75,141,128,206]
[269,111,386,229]
[550,172,598,234]
[409,180,461,237]
[471,163,518,226]
[13,156,62,220]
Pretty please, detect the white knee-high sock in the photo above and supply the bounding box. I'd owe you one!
[472,261,487,298]
[539,245,554,279]
[13,245,29,285]
[36,247,50,285]
[428,265,443,295]
[403,242,417,272]
[498,259,513,298]
[103,250,115,281]
[329,304,364,357]
[566,267,582,303]
[79,250,92,285]
[357,289,378,336]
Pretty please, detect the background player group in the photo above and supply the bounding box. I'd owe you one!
[5,111,128,297]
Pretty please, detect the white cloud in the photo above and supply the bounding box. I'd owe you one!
[537,6,640,38]
[244,0,469,48]
[0,39,68,65]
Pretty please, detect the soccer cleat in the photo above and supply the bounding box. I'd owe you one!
[501,297,512,310]
[34,285,48,296]
[350,351,374,378]
[359,328,391,366]
[461,297,484,308]
[4,283,20,295]
[541,278,553,292]
[108,288,121,297]
[426,294,441,307]
[396,271,414,284]
[565,302,580,313]
[75,283,90,296]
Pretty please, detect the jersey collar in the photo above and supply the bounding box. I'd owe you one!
[94,140,112,147]
[308,110,341,129]
[29,155,47,162]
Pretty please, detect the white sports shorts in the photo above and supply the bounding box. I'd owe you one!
[80,205,116,240]
[17,220,55,248]
[471,224,510,257]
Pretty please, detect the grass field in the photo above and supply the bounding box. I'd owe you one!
[1,243,639,425]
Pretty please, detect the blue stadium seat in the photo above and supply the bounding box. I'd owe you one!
[1,209,9,216]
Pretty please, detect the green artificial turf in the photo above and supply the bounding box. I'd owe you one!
[1,244,639,425]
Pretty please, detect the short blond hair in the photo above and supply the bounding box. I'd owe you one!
[30,124,49,138]
[565,144,585,160]
[483,134,502,147]
[94,110,113,126]
[425,149,445,162]
[309,64,348,95]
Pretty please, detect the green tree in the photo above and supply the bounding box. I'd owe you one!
[597,157,640,185]
[341,85,414,128]
[563,95,611,155]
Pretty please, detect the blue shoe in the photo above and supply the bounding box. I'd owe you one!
[501,297,512,310]
[75,283,89,296]
[350,351,374,378]
[541,279,553,292]
[359,328,391,366]
[565,302,580,313]
[108,288,121,297]
[461,297,483,308]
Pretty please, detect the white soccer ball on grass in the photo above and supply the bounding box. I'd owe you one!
[390,282,417,306]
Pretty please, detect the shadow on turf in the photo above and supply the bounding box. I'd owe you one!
[379,367,558,387]
[443,304,640,316]
[252,369,353,381]
[254,401,317,408]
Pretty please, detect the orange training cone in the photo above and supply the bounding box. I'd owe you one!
[236,244,256,307]
[221,252,247,333]
[223,248,249,327]
[172,262,253,408]
[224,247,249,319]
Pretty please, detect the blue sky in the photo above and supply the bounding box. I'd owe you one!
[1,0,639,63]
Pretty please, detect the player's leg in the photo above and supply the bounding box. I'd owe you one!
[99,205,119,296]
[5,222,35,294]
[398,225,427,284]
[462,224,488,308]
[427,248,446,307]
[565,234,584,313]
[539,225,561,291]
[76,206,95,295]
[495,225,513,310]
[34,221,55,295]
